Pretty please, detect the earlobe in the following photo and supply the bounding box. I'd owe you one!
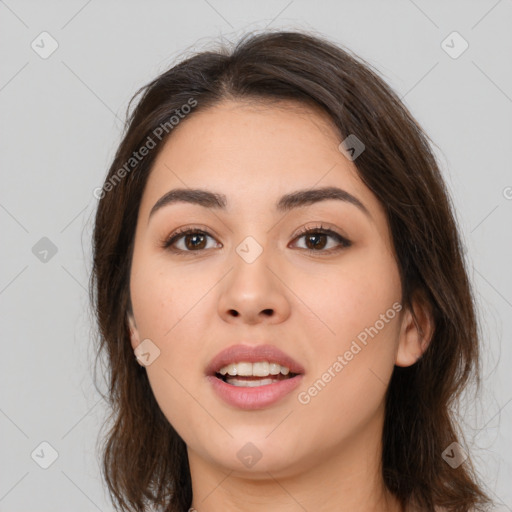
[127,314,140,350]
[127,314,146,368]
[395,292,435,367]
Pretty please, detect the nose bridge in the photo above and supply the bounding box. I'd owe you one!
[229,232,274,293]
[228,206,277,266]
[235,233,267,265]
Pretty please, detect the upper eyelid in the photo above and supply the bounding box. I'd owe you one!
[165,224,344,241]
[163,224,350,251]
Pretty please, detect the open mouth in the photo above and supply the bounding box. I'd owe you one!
[205,345,305,404]
[213,361,300,387]
[215,371,300,387]
[207,355,305,409]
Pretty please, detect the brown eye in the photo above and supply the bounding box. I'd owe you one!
[292,227,352,253]
[304,232,329,250]
[163,229,219,253]
[183,233,207,250]
[162,225,351,256]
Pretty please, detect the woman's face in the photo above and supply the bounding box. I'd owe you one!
[128,99,415,478]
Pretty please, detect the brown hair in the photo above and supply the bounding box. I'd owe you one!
[90,29,492,512]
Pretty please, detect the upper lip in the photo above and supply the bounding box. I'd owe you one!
[206,344,305,376]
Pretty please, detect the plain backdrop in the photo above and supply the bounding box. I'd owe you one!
[1,1,511,510]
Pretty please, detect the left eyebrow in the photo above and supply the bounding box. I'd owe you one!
[148,185,371,223]
[276,186,371,218]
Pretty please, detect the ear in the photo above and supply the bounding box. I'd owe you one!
[127,313,141,351]
[395,290,435,367]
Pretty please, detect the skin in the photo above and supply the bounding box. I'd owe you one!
[127,99,434,512]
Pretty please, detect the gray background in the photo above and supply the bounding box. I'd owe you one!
[1,1,511,510]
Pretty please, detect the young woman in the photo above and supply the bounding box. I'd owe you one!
[90,30,492,512]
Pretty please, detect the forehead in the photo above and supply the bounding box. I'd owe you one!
[139,99,384,222]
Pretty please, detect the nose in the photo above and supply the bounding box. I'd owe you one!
[217,246,291,325]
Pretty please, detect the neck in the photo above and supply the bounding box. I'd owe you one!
[187,409,402,512]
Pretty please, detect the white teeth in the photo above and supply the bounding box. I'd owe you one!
[269,363,281,375]
[253,362,269,376]
[225,377,276,387]
[218,361,292,377]
[235,362,252,376]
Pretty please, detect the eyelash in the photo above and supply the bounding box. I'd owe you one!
[161,224,352,256]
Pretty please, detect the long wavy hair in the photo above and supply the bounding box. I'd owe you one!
[89,29,492,512]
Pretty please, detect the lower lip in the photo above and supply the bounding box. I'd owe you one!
[207,374,304,410]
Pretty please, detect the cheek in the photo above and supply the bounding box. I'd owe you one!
[130,261,215,439]
[291,250,401,416]
[130,253,221,368]
[130,255,199,339]
[294,296,401,449]
[292,248,401,350]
